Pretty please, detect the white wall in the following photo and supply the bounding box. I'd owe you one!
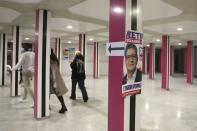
[99,43,108,76]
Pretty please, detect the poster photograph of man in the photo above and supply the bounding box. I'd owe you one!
[122,43,142,97]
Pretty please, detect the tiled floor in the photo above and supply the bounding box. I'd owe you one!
[0,74,197,131]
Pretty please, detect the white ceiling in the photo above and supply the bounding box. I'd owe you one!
[0,0,197,45]
[69,0,109,21]
[180,33,197,41]
[3,0,42,3]
[50,18,105,33]
[0,7,21,23]
[144,21,197,34]
[142,0,182,21]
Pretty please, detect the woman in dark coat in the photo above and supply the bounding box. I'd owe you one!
[70,52,88,102]
[50,49,68,113]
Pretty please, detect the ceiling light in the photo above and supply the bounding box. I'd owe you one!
[66,25,73,29]
[178,43,182,45]
[89,38,94,41]
[68,41,72,44]
[113,7,123,14]
[156,39,160,42]
[177,28,183,31]
[25,37,29,40]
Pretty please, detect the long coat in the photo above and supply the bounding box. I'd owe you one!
[50,60,68,96]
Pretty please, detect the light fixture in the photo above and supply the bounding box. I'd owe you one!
[66,25,73,29]
[177,111,181,119]
[68,41,72,44]
[89,38,94,41]
[147,44,150,47]
[25,37,29,40]
[156,39,160,42]
[145,103,150,111]
[177,28,183,31]
[113,7,123,14]
[178,43,182,45]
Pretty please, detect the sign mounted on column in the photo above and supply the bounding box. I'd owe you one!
[122,30,143,97]
[106,41,125,56]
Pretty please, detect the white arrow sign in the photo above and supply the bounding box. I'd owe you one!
[106,42,125,56]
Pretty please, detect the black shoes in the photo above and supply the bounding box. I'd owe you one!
[70,96,76,100]
[59,106,67,114]
[83,97,88,102]
[70,96,88,102]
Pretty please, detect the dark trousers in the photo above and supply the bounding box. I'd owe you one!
[71,79,88,100]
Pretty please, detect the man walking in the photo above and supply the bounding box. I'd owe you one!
[11,47,34,103]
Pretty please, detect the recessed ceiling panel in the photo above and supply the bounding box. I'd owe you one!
[69,0,109,21]
[50,18,105,32]
[22,29,35,36]
[51,32,68,38]
[180,34,197,41]
[97,32,109,37]
[0,7,21,23]
[3,0,42,3]
[142,0,182,21]
[143,33,153,38]
[144,21,197,34]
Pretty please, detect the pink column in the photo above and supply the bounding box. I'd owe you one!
[108,0,125,131]
[93,42,99,79]
[149,43,155,79]
[184,48,187,74]
[161,35,170,90]
[170,46,174,76]
[142,47,147,74]
[186,41,193,84]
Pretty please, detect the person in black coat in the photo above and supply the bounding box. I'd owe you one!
[70,52,88,102]
[122,44,142,85]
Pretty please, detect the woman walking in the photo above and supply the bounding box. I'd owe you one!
[50,49,68,113]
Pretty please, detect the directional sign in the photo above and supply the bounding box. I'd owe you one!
[106,42,125,56]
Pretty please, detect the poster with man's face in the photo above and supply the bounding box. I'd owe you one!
[122,31,143,97]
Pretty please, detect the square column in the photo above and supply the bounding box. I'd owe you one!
[170,46,174,76]
[0,33,8,86]
[161,35,170,90]
[108,0,125,130]
[34,9,51,119]
[149,43,155,79]
[186,41,193,84]
[93,42,99,78]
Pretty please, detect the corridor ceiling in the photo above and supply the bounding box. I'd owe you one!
[0,0,197,46]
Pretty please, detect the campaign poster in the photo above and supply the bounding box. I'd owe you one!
[63,48,69,60]
[68,48,75,62]
[122,30,143,97]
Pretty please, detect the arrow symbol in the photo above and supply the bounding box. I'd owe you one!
[108,44,125,53]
